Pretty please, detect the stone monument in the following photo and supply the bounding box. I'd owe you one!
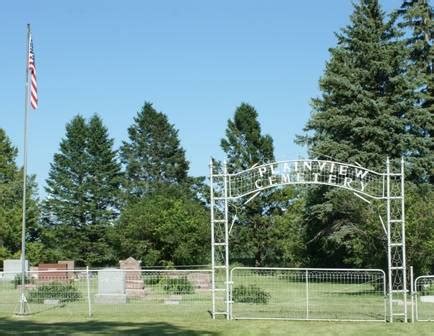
[58,260,75,280]
[187,272,211,291]
[119,257,147,298]
[3,259,29,281]
[95,268,127,304]
[38,263,68,282]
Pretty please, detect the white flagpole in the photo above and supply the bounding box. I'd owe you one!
[18,23,31,316]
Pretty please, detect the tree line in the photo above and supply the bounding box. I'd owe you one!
[0,0,432,275]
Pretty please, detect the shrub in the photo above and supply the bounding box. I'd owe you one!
[162,276,194,294]
[143,275,162,286]
[232,284,271,304]
[27,282,82,304]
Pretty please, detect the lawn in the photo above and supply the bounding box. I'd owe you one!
[1,270,387,321]
[0,310,434,336]
[231,269,386,321]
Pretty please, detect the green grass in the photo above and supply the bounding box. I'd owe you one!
[1,310,434,336]
[1,275,434,335]
[231,273,387,320]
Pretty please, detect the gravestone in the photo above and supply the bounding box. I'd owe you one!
[58,260,75,280]
[187,272,211,291]
[119,257,146,298]
[3,259,28,281]
[38,263,68,282]
[58,260,74,270]
[95,268,127,304]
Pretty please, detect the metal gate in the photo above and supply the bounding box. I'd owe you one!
[414,275,434,322]
[230,267,386,321]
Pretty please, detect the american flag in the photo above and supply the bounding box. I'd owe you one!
[28,36,38,109]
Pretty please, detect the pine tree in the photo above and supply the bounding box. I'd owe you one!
[45,116,89,230]
[221,103,274,172]
[120,102,189,198]
[297,0,423,173]
[295,0,418,268]
[0,129,38,262]
[43,115,122,266]
[221,103,299,266]
[0,129,18,183]
[86,115,123,224]
[397,1,434,274]
[399,0,433,183]
[0,128,21,260]
[81,115,122,265]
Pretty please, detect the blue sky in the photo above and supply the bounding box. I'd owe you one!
[1,1,398,197]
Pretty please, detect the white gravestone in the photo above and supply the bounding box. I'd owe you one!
[420,296,434,303]
[3,259,29,281]
[95,268,127,304]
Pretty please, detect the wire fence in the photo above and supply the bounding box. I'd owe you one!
[230,267,386,321]
[0,269,212,318]
[2,267,432,322]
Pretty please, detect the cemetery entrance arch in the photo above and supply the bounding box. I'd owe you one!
[209,158,406,322]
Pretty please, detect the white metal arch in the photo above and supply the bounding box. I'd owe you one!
[209,157,406,322]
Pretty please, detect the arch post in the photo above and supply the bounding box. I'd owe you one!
[209,159,231,319]
[386,157,407,322]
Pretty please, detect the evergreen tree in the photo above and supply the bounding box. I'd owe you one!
[297,0,416,171]
[81,115,123,265]
[398,1,434,273]
[120,102,189,198]
[43,115,122,266]
[45,116,89,230]
[221,103,274,172]
[0,129,18,182]
[399,0,433,183]
[0,129,39,263]
[296,0,419,268]
[86,115,123,224]
[221,103,301,266]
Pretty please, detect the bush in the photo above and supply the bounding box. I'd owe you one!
[162,276,194,294]
[143,275,162,286]
[27,282,82,304]
[232,284,271,304]
[12,274,33,289]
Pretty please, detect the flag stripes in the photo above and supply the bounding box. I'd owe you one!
[28,36,38,109]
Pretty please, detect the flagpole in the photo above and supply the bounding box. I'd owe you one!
[18,23,31,316]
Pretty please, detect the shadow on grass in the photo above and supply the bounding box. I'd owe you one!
[323,289,384,297]
[0,318,218,335]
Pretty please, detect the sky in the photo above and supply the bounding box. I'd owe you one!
[1,0,399,197]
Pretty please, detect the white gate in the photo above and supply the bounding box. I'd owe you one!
[414,275,434,322]
[230,267,386,322]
